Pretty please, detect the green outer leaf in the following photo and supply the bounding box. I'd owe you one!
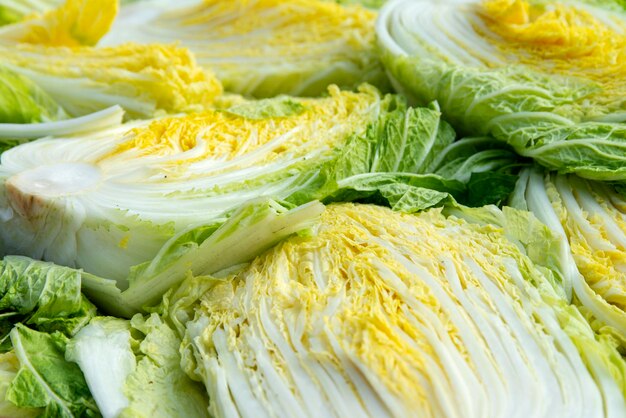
[427,137,523,182]
[0,351,40,417]
[120,314,209,418]
[7,324,99,417]
[328,172,462,212]
[287,98,460,206]
[381,44,626,182]
[466,172,519,207]
[511,123,626,180]
[0,256,96,340]
[0,66,66,124]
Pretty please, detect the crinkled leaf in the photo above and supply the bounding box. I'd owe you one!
[7,324,99,417]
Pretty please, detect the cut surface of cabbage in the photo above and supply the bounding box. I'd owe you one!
[178,203,626,418]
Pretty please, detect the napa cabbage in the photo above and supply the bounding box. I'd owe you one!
[0,42,222,118]
[0,87,452,285]
[0,0,211,134]
[0,63,125,143]
[0,65,66,124]
[66,315,210,418]
[167,203,626,418]
[511,167,626,346]
[103,0,390,97]
[0,256,100,417]
[0,255,209,417]
[377,0,626,181]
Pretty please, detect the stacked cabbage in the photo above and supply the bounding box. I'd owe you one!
[0,0,625,417]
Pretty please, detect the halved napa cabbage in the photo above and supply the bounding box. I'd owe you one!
[0,42,222,118]
[0,87,459,288]
[167,203,626,418]
[0,63,125,145]
[103,0,390,97]
[377,0,626,181]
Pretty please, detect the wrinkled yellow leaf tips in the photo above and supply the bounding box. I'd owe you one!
[191,202,625,416]
[479,0,626,81]
[482,0,530,25]
[0,42,223,117]
[103,0,388,97]
[476,0,626,116]
[105,85,379,167]
[0,0,118,46]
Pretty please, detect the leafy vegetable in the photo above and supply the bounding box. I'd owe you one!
[0,42,222,118]
[0,0,117,46]
[7,324,99,417]
[421,136,523,207]
[1,0,623,415]
[66,315,210,418]
[511,167,626,345]
[314,132,523,209]
[103,0,390,97]
[0,351,39,417]
[377,0,626,180]
[171,203,626,417]
[0,256,97,344]
[0,65,66,123]
[0,87,449,284]
[121,314,209,418]
[0,253,99,416]
[65,318,134,418]
[0,254,209,417]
